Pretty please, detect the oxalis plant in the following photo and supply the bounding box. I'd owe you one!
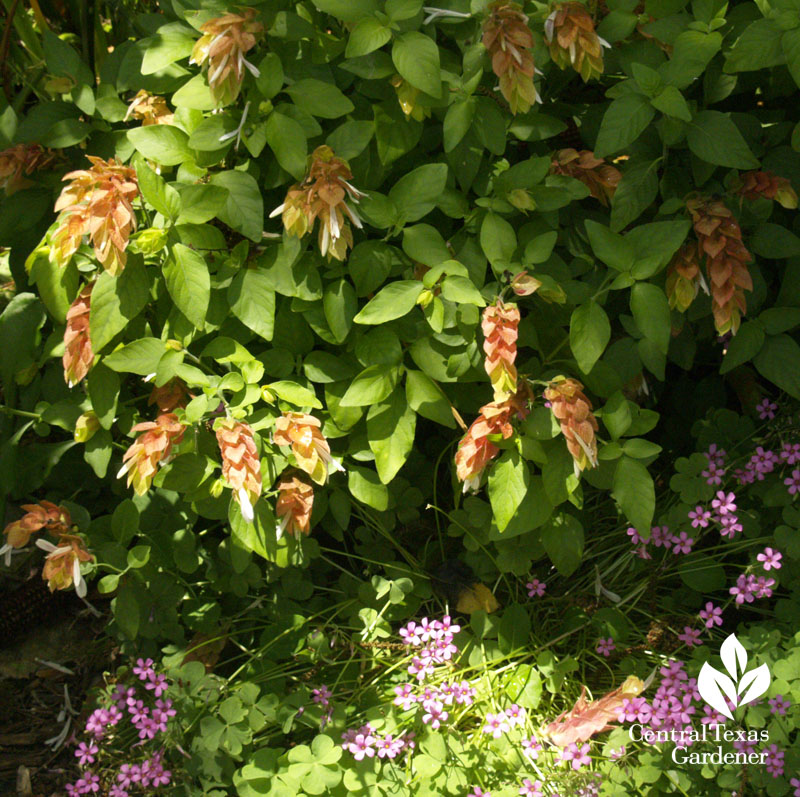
[1,0,800,794]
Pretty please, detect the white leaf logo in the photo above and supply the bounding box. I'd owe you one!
[697,633,771,720]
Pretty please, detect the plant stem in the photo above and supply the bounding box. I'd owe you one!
[0,404,41,420]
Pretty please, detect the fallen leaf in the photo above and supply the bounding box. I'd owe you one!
[543,675,645,747]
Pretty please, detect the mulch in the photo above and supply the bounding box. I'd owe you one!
[0,576,112,796]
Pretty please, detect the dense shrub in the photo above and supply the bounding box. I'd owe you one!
[1,0,800,794]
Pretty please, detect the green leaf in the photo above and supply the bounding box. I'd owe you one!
[39,119,91,149]
[346,17,392,58]
[387,0,422,20]
[388,163,448,223]
[85,428,112,477]
[209,171,264,242]
[0,293,45,392]
[311,0,379,22]
[285,79,355,119]
[187,115,237,151]
[503,663,542,709]
[256,53,284,99]
[323,279,357,343]
[269,380,322,409]
[128,124,192,166]
[441,275,486,306]
[754,334,800,399]
[88,364,120,430]
[155,453,213,491]
[480,212,517,265]
[687,111,759,170]
[626,220,691,274]
[570,301,612,373]
[760,307,800,335]
[612,455,655,533]
[678,553,726,592]
[265,111,308,180]
[339,364,401,406]
[585,220,634,270]
[524,232,557,264]
[541,513,584,577]
[392,32,441,98]
[601,392,632,439]
[403,224,450,266]
[367,389,417,483]
[405,369,455,427]
[42,30,92,85]
[171,74,216,111]
[412,754,441,778]
[498,604,531,654]
[782,28,800,90]
[98,574,120,594]
[164,244,210,328]
[660,31,722,89]
[750,223,800,259]
[29,252,78,324]
[89,256,151,353]
[172,528,200,573]
[136,160,180,221]
[304,351,358,383]
[348,465,390,510]
[472,96,507,155]
[127,545,151,569]
[488,450,530,533]
[443,98,475,153]
[632,62,662,96]
[353,281,424,324]
[651,85,691,121]
[326,120,374,161]
[228,267,276,341]
[595,94,655,158]
[229,499,278,562]
[523,407,560,440]
[724,19,785,74]
[140,23,196,74]
[610,160,659,232]
[104,338,166,375]
[112,499,139,543]
[623,438,662,458]
[176,184,229,225]
[720,321,765,373]
[114,581,140,639]
[631,283,671,353]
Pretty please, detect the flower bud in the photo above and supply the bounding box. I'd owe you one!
[45,75,75,93]
[273,412,339,485]
[482,301,520,401]
[63,283,95,388]
[133,227,168,254]
[482,2,539,114]
[511,271,542,296]
[507,189,536,212]
[416,289,434,308]
[215,418,262,521]
[544,376,599,472]
[74,411,100,443]
[776,182,799,210]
